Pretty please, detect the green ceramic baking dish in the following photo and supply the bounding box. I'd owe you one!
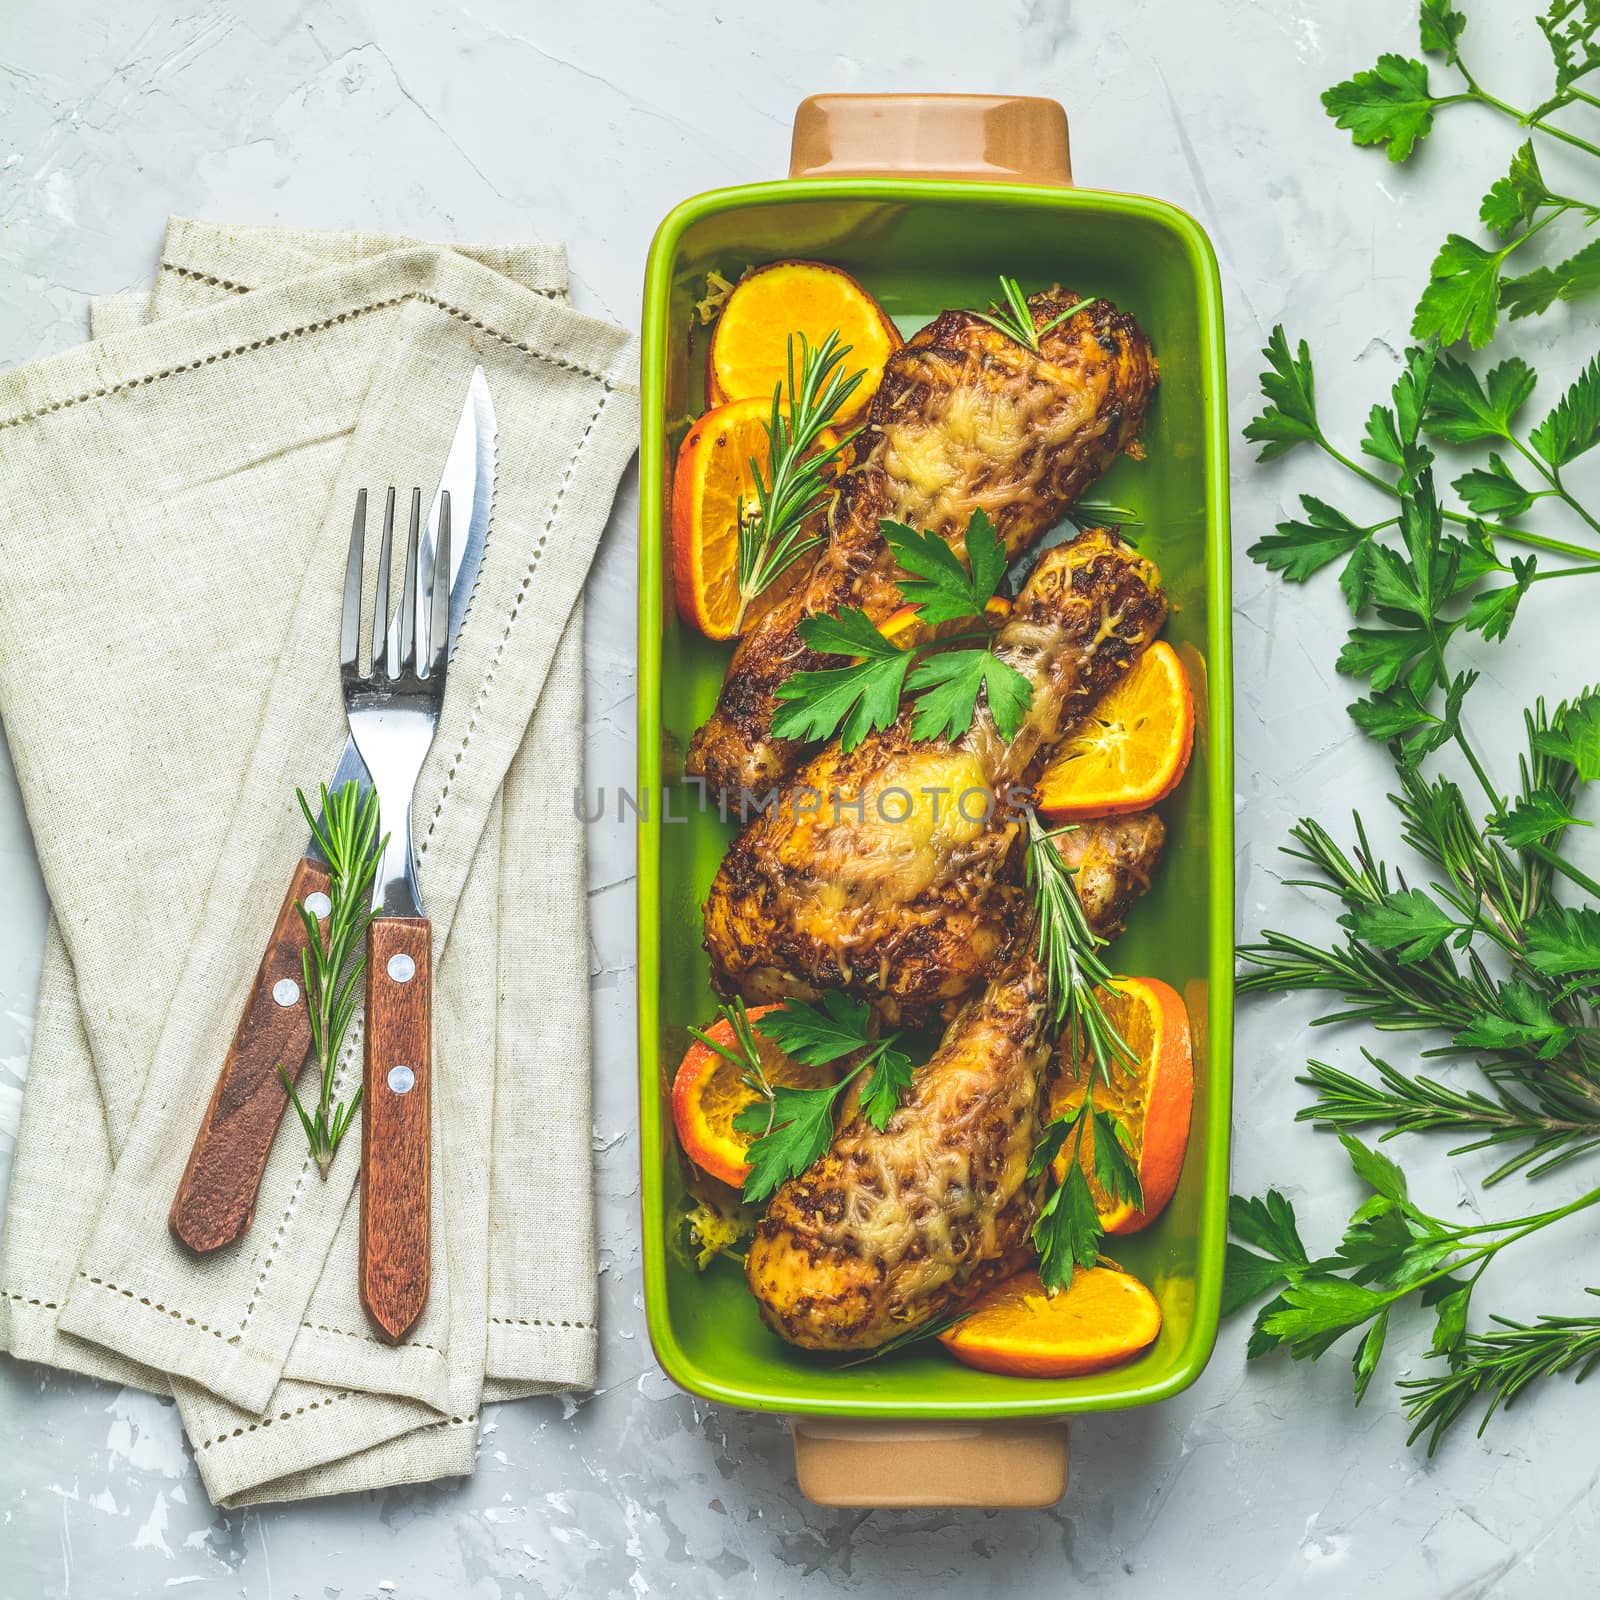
[637,94,1232,1498]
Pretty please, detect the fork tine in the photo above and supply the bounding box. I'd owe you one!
[374,487,395,678]
[399,488,421,672]
[342,489,367,675]
[427,491,451,679]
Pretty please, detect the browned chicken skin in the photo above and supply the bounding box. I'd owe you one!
[1052,811,1167,943]
[746,950,1053,1352]
[687,292,1159,796]
[703,531,1168,1026]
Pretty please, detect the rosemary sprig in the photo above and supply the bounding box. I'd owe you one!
[969,276,1099,352]
[1399,1296,1600,1450]
[1023,814,1142,1290]
[1024,815,1135,1068]
[1067,500,1144,535]
[735,331,864,630]
[837,1306,976,1366]
[278,782,386,1178]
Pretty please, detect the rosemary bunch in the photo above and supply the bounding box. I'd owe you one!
[279,782,385,1177]
[735,331,863,629]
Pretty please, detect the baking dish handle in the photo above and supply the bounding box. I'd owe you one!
[789,93,1072,186]
[791,1418,1068,1508]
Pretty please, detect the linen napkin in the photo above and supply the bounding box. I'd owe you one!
[0,219,638,1503]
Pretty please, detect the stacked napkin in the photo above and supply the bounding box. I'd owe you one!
[0,219,639,1503]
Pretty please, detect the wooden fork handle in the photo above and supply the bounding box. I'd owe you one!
[169,855,331,1253]
[359,916,432,1343]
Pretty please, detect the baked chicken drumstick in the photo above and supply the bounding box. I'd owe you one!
[703,530,1168,1025]
[686,293,1158,796]
[746,948,1053,1352]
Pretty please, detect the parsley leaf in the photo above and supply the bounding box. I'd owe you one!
[880,509,1007,624]
[1035,1161,1102,1289]
[755,993,916,1139]
[1261,1276,1393,1361]
[1529,354,1600,468]
[859,1044,915,1132]
[1248,495,1368,581]
[1349,671,1477,761]
[733,1079,854,1203]
[1340,1131,1410,1203]
[1243,325,1320,460]
[1339,541,1375,612]
[1453,453,1535,517]
[1479,142,1552,238]
[1343,887,1461,963]
[1337,622,1433,692]
[1502,238,1600,321]
[774,508,1031,751]
[1412,234,1507,348]
[772,609,911,750]
[1231,1189,1312,1265]
[757,991,879,1066]
[1091,1109,1144,1212]
[906,648,1033,743]
[1419,0,1467,61]
[1523,905,1600,980]
[1488,784,1585,848]
[1453,982,1576,1058]
[1423,353,1535,443]
[1224,1191,1313,1318]
[1534,688,1600,779]
[1352,1310,1392,1402]
[1463,556,1534,644]
[1538,0,1600,92]
[1323,53,1443,162]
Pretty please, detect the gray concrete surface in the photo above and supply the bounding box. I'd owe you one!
[5,1,1600,1595]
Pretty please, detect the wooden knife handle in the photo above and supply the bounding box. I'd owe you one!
[359,917,432,1343]
[169,855,332,1254]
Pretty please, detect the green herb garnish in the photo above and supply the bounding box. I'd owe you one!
[729,993,913,1204]
[279,781,387,1177]
[969,275,1099,351]
[735,331,864,630]
[770,508,1032,751]
[1022,814,1143,1290]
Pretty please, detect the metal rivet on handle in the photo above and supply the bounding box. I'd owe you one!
[272,978,300,1007]
[387,953,416,984]
[387,1064,415,1095]
[305,892,332,919]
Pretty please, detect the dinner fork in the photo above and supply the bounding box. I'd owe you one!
[343,484,449,1343]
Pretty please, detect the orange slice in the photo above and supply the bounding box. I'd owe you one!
[938,1267,1161,1378]
[1036,641,1195,819]
[1046,976,1193,1234]
[707,261,900,428]
[671,1004,837,1188]
[670,398,773,639]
